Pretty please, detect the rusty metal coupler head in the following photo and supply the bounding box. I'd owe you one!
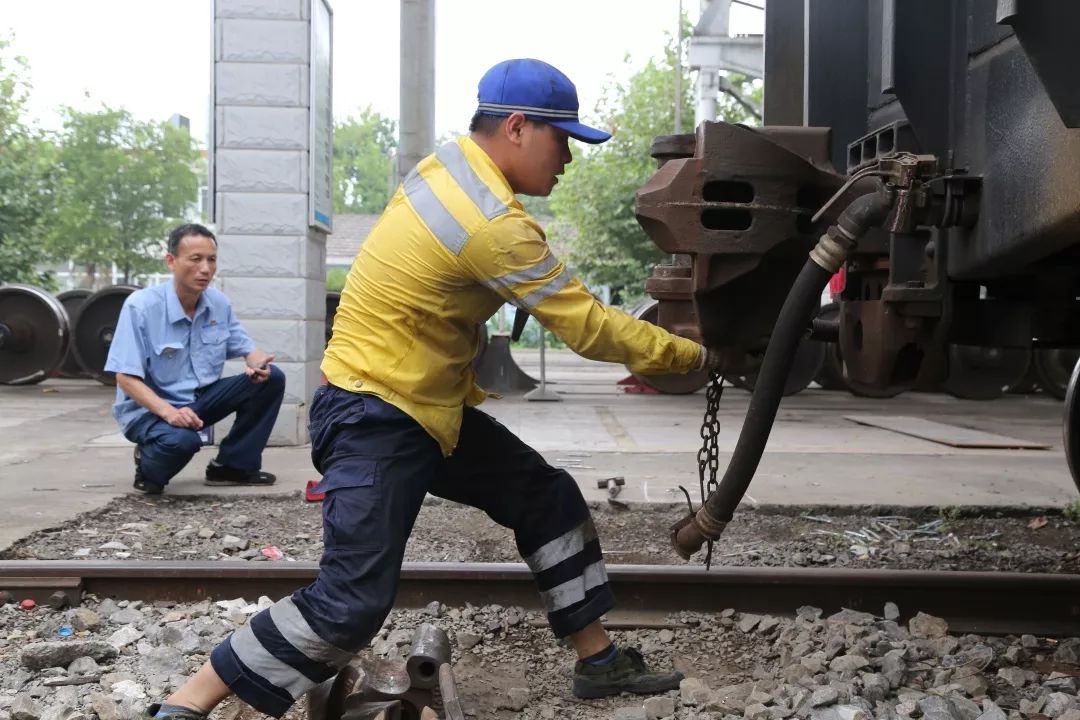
[670,508,729,560]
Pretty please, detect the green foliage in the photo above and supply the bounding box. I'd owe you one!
[326,266,349,291]
[1064,499,1080,522]
[508,319,567,350]
[549,31,761,297]
[520,194,552,219]
[0,39,56,287]
[43,105,200,285]
[333,108,397,214]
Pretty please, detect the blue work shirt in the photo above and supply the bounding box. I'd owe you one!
[104,282,256,432]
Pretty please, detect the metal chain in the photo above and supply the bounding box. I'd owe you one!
[696,370,724,569]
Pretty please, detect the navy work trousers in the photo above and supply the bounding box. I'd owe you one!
[124,366,285,486]
[210,386,614,716]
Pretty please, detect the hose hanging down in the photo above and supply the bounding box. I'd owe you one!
[672,184,896,560]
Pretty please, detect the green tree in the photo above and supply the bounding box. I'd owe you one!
[0,39,56,287]
[44,106,200,286]
[549,33,759,303]
[334,107,397,214]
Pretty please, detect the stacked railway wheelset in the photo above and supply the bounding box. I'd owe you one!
[0,284,137,386]
[0,285,352,386]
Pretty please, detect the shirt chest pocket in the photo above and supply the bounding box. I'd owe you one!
[201,326,229,366]
[150,342,189,385]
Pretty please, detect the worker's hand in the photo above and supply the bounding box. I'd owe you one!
[245,353,275,384]
[163,405,204,430]
[696,345,762,374]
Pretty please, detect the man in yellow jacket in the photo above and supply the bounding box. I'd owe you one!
[152,58,711,719]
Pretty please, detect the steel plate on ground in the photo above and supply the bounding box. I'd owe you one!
[845,415,1050,449]
[0,284,71,386]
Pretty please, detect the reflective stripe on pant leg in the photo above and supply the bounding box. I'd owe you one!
[524,516,615,636]
[431,408,616,639]
[210,396,438,716]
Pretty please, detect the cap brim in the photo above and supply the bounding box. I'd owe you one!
[548,119,611,144]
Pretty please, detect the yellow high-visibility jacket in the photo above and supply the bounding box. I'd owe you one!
[322,136,702,455]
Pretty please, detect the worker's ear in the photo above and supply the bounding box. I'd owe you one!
[504,112,528,146]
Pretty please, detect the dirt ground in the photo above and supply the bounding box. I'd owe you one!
[4,494,1080,574]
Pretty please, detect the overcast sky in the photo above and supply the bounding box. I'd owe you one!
[3,1,762,145]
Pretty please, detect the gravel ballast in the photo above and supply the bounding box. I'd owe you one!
[2,496,1078,718]
[2,593,1079,719]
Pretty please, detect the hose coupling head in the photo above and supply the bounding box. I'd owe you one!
[809,224,857,274]
[670,506,729,560]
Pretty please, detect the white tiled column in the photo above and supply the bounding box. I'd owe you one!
[212,0,326,445]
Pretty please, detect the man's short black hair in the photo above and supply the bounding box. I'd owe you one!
[469,112,545,136]
[167,223,217,255]
[469,112,505,135]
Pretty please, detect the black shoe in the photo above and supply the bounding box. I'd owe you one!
[571,647,684,699]
[144,704,207,719]
[133,447,164,495]
[204,459,277,487]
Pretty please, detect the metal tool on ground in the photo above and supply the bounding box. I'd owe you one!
[355,656,439,720]
[436,664,465,720]
[406,623,451,690]
[0,285,71,386]
[597,476,625,499]
[308,663,361,720]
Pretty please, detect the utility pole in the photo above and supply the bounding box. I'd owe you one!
[398,0,435,183]
[675,0,683,134]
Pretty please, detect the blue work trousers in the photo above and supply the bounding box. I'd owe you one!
[124,366,285,485]
[211,386,614,716]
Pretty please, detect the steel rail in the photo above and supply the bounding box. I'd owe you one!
[1,561,1077,636]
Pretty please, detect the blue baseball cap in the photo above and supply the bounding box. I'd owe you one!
[476,59,612,144]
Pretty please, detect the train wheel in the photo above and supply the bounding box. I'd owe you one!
[72,285,139,385]
[0,285,71,385]
[1034,348,1080,401]
[735,335,826,397]
[1064,358,1080,494]
[943,344,1030,401]
[55,289,92,378]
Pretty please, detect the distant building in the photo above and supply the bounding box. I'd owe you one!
[326,214,381,271]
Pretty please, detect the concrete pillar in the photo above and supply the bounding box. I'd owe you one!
[398,0,435,182]
[212,0,331,445]
[695,70,720,126]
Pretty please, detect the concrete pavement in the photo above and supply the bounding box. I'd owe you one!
[0,349,1076,551]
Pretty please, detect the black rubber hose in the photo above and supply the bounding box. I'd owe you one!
[674,187,895,558]
[707,259,831,511]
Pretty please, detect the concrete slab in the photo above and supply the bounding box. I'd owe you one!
[0,351,1076,552]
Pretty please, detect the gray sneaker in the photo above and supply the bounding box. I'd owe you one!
[572,647,684,699]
